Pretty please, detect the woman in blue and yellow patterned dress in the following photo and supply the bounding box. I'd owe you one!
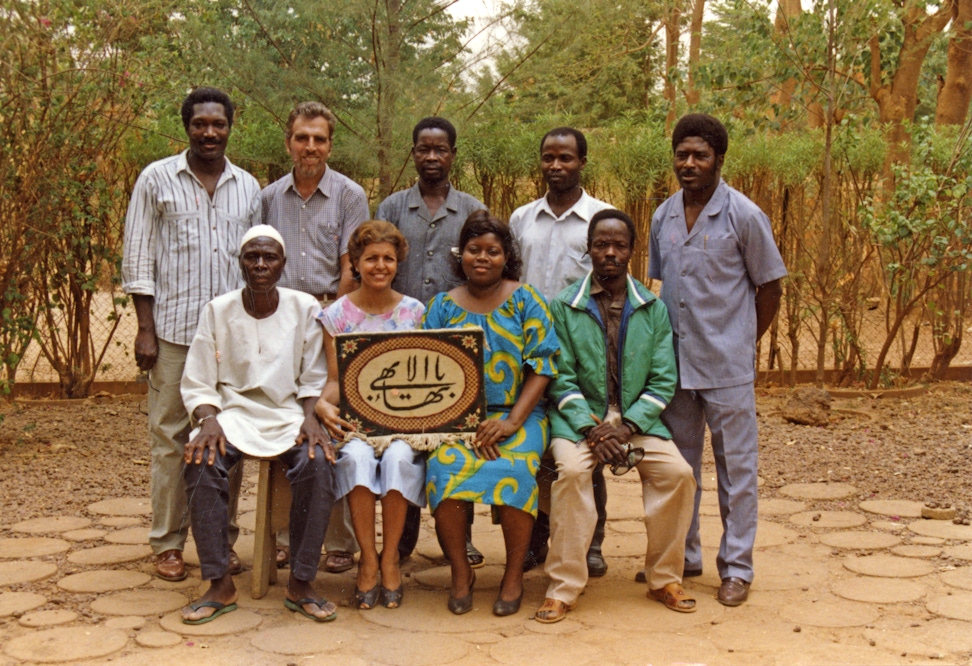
[423,210,558,618]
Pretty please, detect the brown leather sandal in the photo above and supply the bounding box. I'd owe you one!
[649,582,697,613]
[534,598,577,623]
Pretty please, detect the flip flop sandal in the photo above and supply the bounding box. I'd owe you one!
[466,544,485,569]
[285,597,338,622]
[534,598,576,624]
[182,600,238,625]
[351,584,381,610]
[324,551,355,573]
[649,583,697,613]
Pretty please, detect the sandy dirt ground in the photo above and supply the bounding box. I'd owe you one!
[0,383,969,665]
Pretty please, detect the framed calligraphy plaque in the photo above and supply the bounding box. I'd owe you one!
[336,327,486,452]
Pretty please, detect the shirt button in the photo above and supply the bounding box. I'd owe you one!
[679,301,685,308]
[212,226,216,230]
[213,249,218,253]
[430,223,436,229]
[427,250,434,256]
[301,252,306,257]
[302,204,306,210]
[424,278,431,284]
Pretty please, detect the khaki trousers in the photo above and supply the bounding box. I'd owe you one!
[148,339,241,554]
[544,408,696,603]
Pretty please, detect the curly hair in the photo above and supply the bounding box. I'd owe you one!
[671,113,728,156]
[540,127,588,159]
[453,210,521,282]
[347,220,409,280]
[181,87,234,130]
[412,116,457,148]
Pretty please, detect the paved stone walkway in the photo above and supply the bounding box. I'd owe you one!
[1,467,970,665]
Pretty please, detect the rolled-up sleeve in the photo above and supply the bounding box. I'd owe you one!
[121,171,159,296]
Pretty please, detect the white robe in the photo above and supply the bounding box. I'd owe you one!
[181,287,326,457]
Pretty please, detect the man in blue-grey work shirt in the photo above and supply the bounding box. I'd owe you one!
[648,113,786,607]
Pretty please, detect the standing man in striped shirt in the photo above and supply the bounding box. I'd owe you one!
[261,101,369,574]
[122,87,262,582]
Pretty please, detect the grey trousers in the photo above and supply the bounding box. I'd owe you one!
[185,441,336,582]
[661,383,759,582]
[148,340,241,554]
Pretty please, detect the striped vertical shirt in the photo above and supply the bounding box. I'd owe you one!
[260,167,369,296]
[121,151,262,346]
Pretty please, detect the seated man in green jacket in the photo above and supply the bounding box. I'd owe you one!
[535,209,697,623]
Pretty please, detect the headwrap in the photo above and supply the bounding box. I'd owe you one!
[240,224,286,256]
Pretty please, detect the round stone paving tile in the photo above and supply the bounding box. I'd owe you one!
[782,597,879,627]
[237,495,257,512]
[832,576,926,603]
[359,587,517,633]
[606,632,720,665]
[105,616,145,629]
[364,631,470,666]
[413,563,504,590]
[818,531,901,550]
[0,537,71,559]
[608,519,644,534]
[858,499,924,518]
[790,511,867,529]
[705,611,813,652]
[926,592,972,621]
[779,482,858,500]
[491,634,601,665]
[699,503,720,516]
[19,609,78,627]
[697,516,796,550]
[136,631,182,648]
[751,550,828,590]
[67,544,151,566]
[90,589,187,616]
[0,591,46,617]
[908,520,972,540]
[822,529,903,551]
[10,516,92,534]
[3,626,128,663]
[0,560,58,586]
[864,619,972,658]
[100,516,143,528]
[843,554,935,578]
[58,569,152,593]
[237,511,257,532]
[945,544,972,561]
[251,625,354,656]
[758,498,807,515]
[912,536,945,545]
[939,566,972,591]
[88,497,152,516]
[891,544,941,558]
[871,520,906,531]
[104,527,150,545]
[62,528,107,542]
[158,608,262,635]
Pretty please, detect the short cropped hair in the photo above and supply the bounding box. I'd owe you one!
[347,220,409,280]
[453,210,522,282]
[286,101,337,139]
[412,117,457,148]
[671,113,729,156]
[540,127,588,160]
[181,87,234,130]
[588,209,637,250]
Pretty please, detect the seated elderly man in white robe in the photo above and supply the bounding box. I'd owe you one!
[180,225,339,624]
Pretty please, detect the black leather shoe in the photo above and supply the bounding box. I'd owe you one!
[228,550,244,575]
[522,543,548,572]
[448,573,475,615]
[492,591,523,616]
[586,551,608,578]
[718,577,751,606]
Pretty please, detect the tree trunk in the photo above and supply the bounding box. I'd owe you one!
[375,0,402,200]
[684,0,705,107]
[936,0,972,125]
[870,1,955,166]
[664,3,680,132]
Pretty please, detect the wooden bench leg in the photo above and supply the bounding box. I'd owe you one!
[251,458,293,599]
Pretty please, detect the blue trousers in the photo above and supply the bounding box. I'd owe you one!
[661,383,758,582]
[184,441,336,582]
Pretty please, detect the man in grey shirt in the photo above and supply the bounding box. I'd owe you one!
[262,101,369,573]
[375,116,486,565]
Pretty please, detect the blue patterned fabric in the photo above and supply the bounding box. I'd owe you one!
[422,285,558,516]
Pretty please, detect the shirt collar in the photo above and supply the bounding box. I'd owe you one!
[285,166,332,198]
[540,189,599,222]
[405,182,458,212]
[176,150,237,187]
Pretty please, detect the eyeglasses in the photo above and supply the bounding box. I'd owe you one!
[609,445,645,476]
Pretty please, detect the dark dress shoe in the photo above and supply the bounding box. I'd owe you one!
[522,543,548,572]
[586,551,608,578]
[718,577,751,606]
[156,549,187,582]
[492,591,523,616]
[228,550,243,575]
[448,573,475,615]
